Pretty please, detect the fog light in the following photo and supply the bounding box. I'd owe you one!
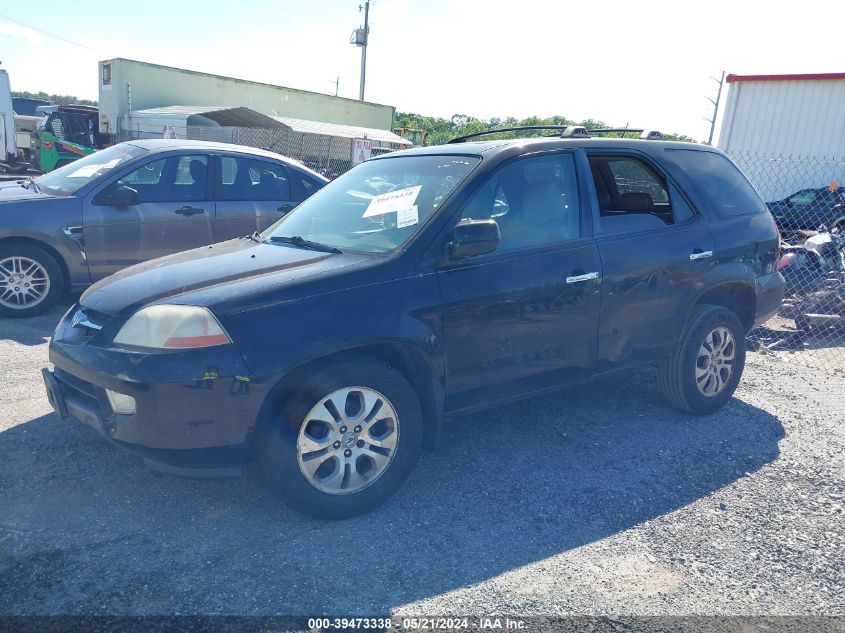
[106,389,136,415]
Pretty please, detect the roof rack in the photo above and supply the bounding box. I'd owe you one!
[587,128,664,140]
[447,125,576,143]
[447,126,663,143]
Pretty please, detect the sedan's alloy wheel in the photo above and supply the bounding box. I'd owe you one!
[0,256,51,309]
[296,386,399,495]
[695,326,736,397]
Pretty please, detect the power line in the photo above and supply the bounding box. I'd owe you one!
[0,12,99,52]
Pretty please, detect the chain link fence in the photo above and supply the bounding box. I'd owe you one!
[730,152,845,373]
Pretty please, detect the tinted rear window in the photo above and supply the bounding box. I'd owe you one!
[665,150,766,216]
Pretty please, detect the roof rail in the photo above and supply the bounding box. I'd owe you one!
[447,125,573,144]
[447,125,663,143]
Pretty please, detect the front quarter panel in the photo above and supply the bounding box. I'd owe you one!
[220,272,444,388]
[0,197,89,286]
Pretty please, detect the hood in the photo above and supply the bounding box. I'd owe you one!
[80,237,373,316]
[0,181,61,202]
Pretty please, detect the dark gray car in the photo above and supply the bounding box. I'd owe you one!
[0,140,327,317]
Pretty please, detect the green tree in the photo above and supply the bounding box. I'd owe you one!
[11,90,97,107]
[395,111,696,145]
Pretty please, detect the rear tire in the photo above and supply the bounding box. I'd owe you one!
[659,304,746,415]
[0,243,65,318]
[256,359,424,519]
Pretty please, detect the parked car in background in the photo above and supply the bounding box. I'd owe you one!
[767,186,845,232]
[0,140,327,317]
[43,128,783,518]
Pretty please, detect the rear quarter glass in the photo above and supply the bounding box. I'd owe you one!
[662,149,767,218]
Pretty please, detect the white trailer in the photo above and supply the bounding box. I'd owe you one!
[98,58,397,144]
[0,69,20,169]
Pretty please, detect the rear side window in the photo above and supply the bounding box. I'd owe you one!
[219,156,291,201]
[300,174,323,199]
[588,155,693,233]
[607,159,669,203]
[666,150,766,216]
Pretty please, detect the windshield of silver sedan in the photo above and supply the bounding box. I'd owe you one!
[264,155,480,254]
[35,143,148,196]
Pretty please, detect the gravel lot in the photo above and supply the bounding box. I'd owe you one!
[1,300,843,617]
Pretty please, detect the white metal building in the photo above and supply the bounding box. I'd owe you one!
[718,72,845,199]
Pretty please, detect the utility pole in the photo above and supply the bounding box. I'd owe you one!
[704,70,725,145]
[350,1,370,101]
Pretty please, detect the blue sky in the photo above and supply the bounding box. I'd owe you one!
[1,0,842,141]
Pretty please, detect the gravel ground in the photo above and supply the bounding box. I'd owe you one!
[0,300,843,617]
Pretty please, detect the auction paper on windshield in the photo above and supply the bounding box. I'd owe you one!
[362,185,422,218]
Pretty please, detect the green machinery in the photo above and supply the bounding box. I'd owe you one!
[33,105,104,172]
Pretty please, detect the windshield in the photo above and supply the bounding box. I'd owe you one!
[265,155,480,253]
[35,143,148,196]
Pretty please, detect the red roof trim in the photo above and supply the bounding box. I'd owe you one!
[726,72,845,83]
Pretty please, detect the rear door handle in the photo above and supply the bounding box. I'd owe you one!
[175,206,204,216]
[689,250,713,261]
[277,203,295,214]
[566,271,600,284]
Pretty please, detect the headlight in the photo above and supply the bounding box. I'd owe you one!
[113,305,231,349]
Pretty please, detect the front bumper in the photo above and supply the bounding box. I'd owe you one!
[45,313,270,475]
[754,271,786,327]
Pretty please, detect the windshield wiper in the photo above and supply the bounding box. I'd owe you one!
[268,235,343,254]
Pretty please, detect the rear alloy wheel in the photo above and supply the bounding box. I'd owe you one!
[0,244,64,318]
[694,326,737,397]
[659,304,746,415]
[257,360,424,519]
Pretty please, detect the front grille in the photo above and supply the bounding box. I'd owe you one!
[75,307,111,331]
[54,368,98,400]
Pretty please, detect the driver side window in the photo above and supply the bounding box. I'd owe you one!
[112,154,209,203]
[120,158,165,186]
[461,153,580,252]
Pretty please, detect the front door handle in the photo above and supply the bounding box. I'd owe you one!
[277,203,295,214]
[175,206,204,216]
[566,271,600,284]
[689,250,713,261]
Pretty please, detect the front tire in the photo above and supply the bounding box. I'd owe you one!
[659,304,746,415]
[256,360,424,519]
[0,243,65,318]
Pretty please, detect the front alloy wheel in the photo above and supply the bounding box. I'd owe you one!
[296,387,399,495]
[0,256,51,310]
[0,243,64,318]
[257,360,424,519]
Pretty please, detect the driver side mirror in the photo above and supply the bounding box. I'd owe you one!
[107,185,139,207]
[449,219,500,258]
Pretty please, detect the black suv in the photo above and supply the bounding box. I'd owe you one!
[43,127,784,519]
